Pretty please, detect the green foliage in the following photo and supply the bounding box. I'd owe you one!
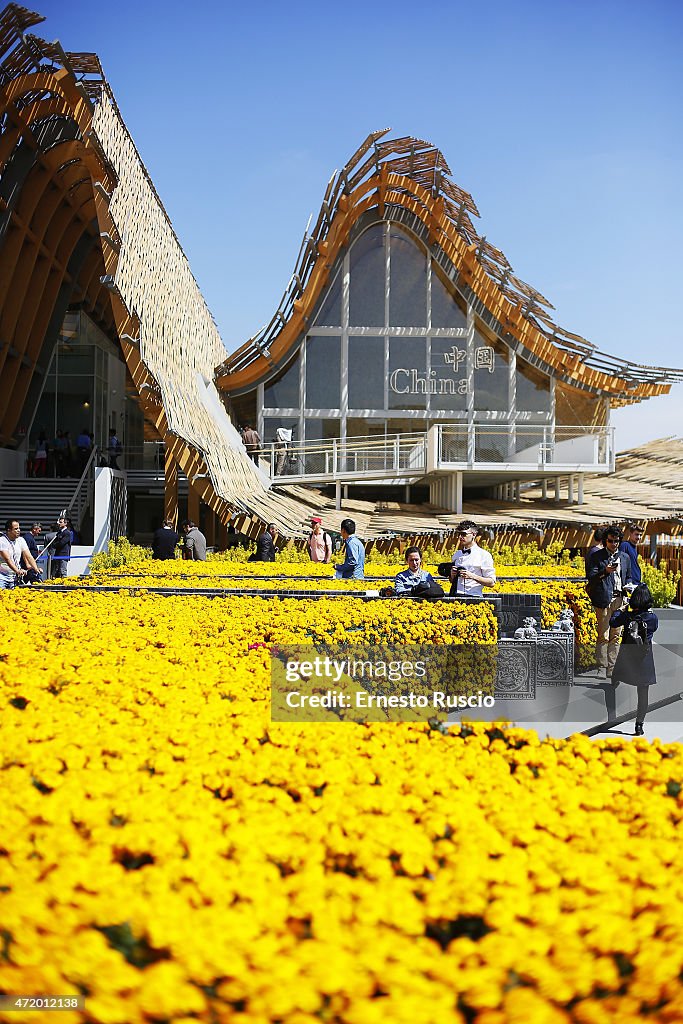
[641,563,680,608]
[89,538,153,572]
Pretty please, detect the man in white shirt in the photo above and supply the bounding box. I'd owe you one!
[449,520,496,597]
[0,519,42,589]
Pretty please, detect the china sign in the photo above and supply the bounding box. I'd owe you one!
[389,346,495,395]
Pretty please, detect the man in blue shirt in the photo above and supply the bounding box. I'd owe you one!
[619,524,642,584]
[394,547,442,596]
[335,518,365,579]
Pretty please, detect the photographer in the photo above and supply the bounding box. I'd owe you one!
[449,521,496,597]
[0,519,42,589]
[587,525,632,679]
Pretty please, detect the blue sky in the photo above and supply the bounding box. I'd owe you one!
[41,0,682,450]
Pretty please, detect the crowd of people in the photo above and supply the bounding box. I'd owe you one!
[25,428,123,477]
[0,516,76,587]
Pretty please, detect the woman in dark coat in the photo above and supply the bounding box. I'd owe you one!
[610,583,658,736]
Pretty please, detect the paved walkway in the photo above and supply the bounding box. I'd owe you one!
[450,607,683,744]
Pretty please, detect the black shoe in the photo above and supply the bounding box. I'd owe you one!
[634,721,645,736]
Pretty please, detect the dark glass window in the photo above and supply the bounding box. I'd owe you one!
[264,355,300,408]
[389,228,427,327]
[473,333,510,412]
[304,419,340,441]
[430,338,469,412]
[431,269,467,328]
[305,336,341,408]
[388,337,427,410]
[516,358,551,414]
[349,225,385,327]
[348,336,385,409]
[313,270,342,327]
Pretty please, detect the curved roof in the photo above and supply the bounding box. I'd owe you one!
[215,130,683,405]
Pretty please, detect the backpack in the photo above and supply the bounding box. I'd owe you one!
[308,531,331,558]
[626,616,648,646]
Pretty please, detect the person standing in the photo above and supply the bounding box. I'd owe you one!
[152,520,179,559]
[584,526,606,576]
[53,430,68,477]
[619,523,643,585]
[32,432,48,477]
[587,525,632,679]
[335,519,365,579]
[307,517,332,563]
[63,431,75,476]
[274,427,291,476]
[449,520,496,597]
[181,520,207,561]
[0,520,42,589]
[609,583,658,736]
[107,429,123,469]
[51,516,72,578]
[242,424,261,464]
[21,522,42,559]
[76,428,92,474]
[255,523,278,562]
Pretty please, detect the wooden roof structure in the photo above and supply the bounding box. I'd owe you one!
[1,5,682,542]
[214,131,683,406]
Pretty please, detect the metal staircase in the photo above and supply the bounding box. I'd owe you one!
[0,449,97,531]
[0,479,82,529]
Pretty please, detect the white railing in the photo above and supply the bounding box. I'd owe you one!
[257,424,614,482]
[438,424,615,470]
[264,432,428,481]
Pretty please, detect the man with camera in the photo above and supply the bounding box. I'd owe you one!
[449,521,496,598]
[0,519,42,589]
[586,525,632,678]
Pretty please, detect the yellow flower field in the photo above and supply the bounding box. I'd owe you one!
[1,576,682,1024]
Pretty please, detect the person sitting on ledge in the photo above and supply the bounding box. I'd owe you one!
[394,547,444,598]
[152,519,179,560]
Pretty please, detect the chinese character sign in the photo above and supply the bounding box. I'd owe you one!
[474,346,495,373]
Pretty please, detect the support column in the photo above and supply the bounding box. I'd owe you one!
[568,475,575,504]
[164,448,178,526]
[188,480,200,525]
[205,508,216,547]
[577,474,584,505]
[455,471,463,515]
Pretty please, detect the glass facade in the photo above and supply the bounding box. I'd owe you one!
[258,220,555,455]
[30,311,143,469]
